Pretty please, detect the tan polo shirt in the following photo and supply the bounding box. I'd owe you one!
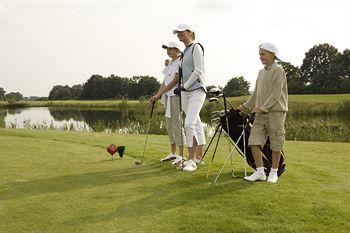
[244,63,288,113]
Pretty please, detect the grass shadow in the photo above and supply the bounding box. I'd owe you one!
[65,172,250,225]
[0,161,169,200]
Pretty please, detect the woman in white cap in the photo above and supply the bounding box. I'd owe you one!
[150,41,186,164]
[173,24,207,172]
[239,42,288,183]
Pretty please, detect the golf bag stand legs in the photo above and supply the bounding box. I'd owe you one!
[206,125,223,179]
[212,124,249,184]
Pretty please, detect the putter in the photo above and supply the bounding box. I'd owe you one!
[135,101,155,166]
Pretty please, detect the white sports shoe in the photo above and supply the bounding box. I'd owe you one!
[244,171,266,182]
[193,157,205,165]
[171,156,185,166]
[160,153,177,162]
[183,159,197,172]
[267,172,278,183]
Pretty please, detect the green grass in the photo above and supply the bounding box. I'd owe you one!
[1,129,349,233]
[287,94,350,103]
[226,94,350,105]
[1,94,349,108]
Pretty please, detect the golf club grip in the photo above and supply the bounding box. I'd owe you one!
[249,113,256,123]
[223,93,228,113]
[149,101,155,119]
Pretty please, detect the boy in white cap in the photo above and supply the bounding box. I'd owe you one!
[150,41,186,164]
[239,42,288,183]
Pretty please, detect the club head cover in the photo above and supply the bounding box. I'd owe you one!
[107,144,118,155]
[117,146,125,158]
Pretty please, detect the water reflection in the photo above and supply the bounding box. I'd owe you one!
[3,106,349,142]
[0,108,7,128]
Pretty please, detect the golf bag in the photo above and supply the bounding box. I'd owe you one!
[220,109,286,176]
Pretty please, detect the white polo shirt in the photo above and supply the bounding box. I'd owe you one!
[162,57,181,96]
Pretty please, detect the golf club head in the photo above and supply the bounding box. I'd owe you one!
[211,117,220,123]
[209,97,219,102]
[210,111,221,117]
[208,87,222,96]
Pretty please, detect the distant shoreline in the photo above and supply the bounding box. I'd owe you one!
[1,94,349,109]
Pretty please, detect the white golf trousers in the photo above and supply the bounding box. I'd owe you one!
[181,88,206,147]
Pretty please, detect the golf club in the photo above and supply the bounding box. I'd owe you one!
[135,101,155,166]
[209,96,234,109]
[209,97,225,107]
[177,86,185,169]
[208,87,222,96]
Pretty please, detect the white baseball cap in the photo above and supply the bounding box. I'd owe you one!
[162,41,182,51]
[259,42,281,60]
[173,24,193,34]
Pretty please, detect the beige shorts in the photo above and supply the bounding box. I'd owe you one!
[164,95,186,146]
[248,112,286,151]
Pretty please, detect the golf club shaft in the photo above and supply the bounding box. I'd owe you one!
[223,93,234,175]
[137,101,155,165]
[179,75,184,166]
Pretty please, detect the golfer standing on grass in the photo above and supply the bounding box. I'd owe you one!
[150,41,186,164]
[239,42,288,183]
[173,24,207,172]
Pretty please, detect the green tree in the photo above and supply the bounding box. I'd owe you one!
[128,76,160,99]
[0,87,5,101]
[79,75,107,100]
[300,43,339,93]
[5,92,23,101]
[105,75,130,99]
[330,49,350,93]
[279,61,303,93]
[223,76,250,97]
[136,76,160,97]
[48,85,72,100]
[71,85,83,99]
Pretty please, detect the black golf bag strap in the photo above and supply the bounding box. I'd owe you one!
[192,43,204,56]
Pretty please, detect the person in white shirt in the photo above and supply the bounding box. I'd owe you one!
[173,24,207,172]
[150,41,186,164]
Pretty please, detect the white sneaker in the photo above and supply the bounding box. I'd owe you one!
[267,172,278,183]
[160,153,177,162]
[177,160,187,169]
[244,171,266,182]
[193,157,205,165]
[171,156,185,166]
[183,159,197,172]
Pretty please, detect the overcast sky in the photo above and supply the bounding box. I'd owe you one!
[1,0,349,97]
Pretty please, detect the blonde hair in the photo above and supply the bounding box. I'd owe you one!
[191,31,196,40]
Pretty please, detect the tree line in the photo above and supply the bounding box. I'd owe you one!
[1,43,348,101]
[279,43,350,94]
[48,75,160,100]
[0,88,23,101]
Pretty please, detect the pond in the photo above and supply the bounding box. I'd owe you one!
[1,106,349,142]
